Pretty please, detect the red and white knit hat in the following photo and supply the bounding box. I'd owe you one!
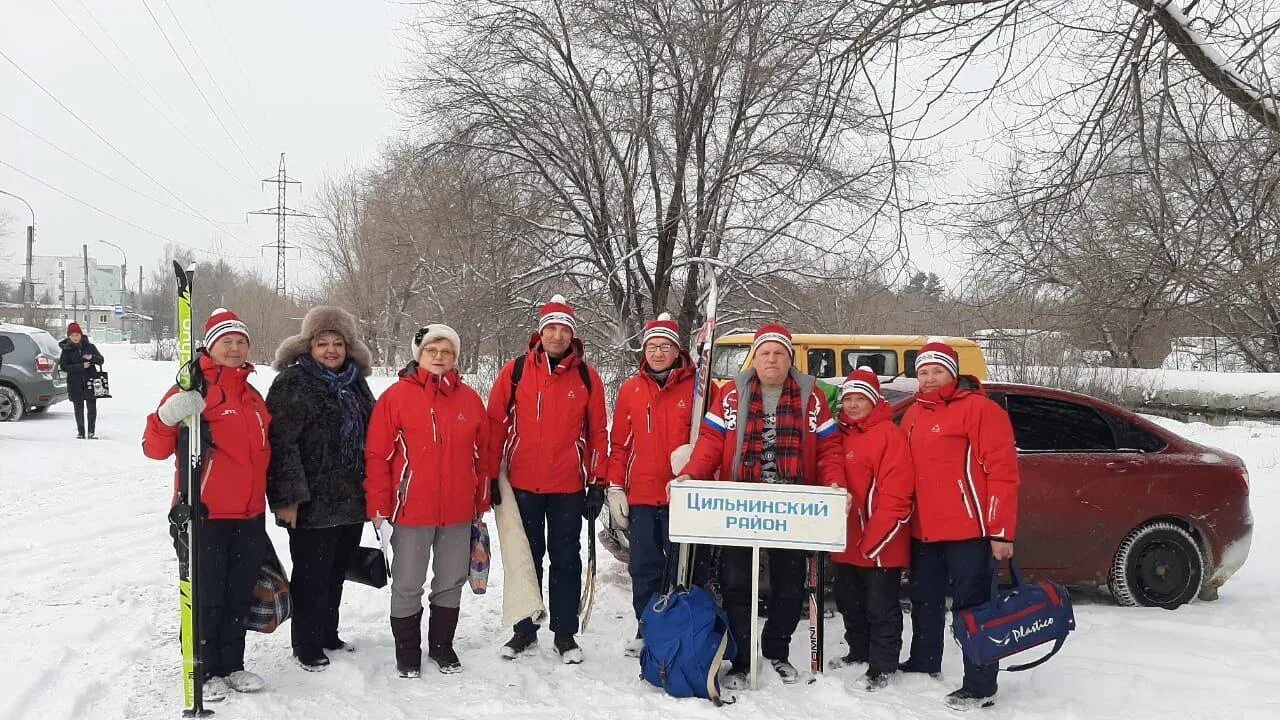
[203,307,250,348]
[915,337,959,377]
[840,366,882,404]
[752,323,793,357]
[538,294,576,335]
[642,313,680,347]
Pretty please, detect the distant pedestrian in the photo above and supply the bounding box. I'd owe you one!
[59,322,104,439]
[365,324,494,678]
[143,308,272,702]
[267,306,376,671]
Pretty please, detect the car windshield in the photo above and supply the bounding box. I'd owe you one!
[712,344,750,379]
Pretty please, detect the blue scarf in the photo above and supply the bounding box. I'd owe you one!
[298,354,372,469]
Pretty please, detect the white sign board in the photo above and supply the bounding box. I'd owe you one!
[669,480,847,552]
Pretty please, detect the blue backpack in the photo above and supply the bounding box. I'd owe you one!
[640,585,736,705]
[952,561,1075,671]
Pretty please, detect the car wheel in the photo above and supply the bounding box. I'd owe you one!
[1110,521,1204,609]
[0,385,25,422]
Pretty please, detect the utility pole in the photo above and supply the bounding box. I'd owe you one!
[59,269,65,324]
[249,153,310,297]
[82,244,91,331]
[0,189,36,325]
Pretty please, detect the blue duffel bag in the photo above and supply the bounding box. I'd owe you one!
[640,584,736,704]
[952,561,1075,671]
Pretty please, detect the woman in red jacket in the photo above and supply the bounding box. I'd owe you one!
[899,340,1020,712]
[604,314,694,657]
[830,367,914,693]
[143,308,272,702]
[364,324,493,679]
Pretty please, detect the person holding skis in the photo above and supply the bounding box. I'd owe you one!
[898,339,1020,711]
[364,324,494,679]
[486,295,608,664]
[605,313,694,658]
[143,308,272,702]
[59,321,104,439]
[829,367,915,692]
[675,324,843,688]
[266,306,377,671]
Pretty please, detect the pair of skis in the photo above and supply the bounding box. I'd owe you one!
[167,262,211,717]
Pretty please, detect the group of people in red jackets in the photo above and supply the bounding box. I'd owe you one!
[142,295,1018,713]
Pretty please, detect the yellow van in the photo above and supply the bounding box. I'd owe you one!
[711,334,988,381]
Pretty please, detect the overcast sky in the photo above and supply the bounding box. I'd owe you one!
[1,0,417,294]
[2,0,1002,303]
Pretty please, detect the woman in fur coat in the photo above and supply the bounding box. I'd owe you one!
[267,306,376,671]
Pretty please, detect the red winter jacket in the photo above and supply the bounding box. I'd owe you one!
[680,368,843,487]
[486,337,608,495]
[365,366,493,527]
[901,377,1020,543]
[605,356,695,507]
[143,354,271,520]
[832,401,915,568]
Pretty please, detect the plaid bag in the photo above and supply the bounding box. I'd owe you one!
[247,548,292,634]
[469,518,491,594]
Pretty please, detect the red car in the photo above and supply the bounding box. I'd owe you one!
[883,380,1253,609]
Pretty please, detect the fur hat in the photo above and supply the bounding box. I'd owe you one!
[272,305,374,377]
[204,308,250,348]
[642,313,681,347]
[752,323,793,357]
[916,337,959,378]
[412,323,462,361]
[840,366,882,404]
[538,294,576,335]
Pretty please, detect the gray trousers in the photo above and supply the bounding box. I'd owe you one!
[389,522,472,618]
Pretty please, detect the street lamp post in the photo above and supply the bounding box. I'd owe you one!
[98,240,128,341]
[0,189,36,325]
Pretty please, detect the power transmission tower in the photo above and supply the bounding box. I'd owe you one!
[249,153,309,296]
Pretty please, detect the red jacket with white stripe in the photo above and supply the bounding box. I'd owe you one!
[364,366,493,527]
[485,337,608,494]
[832,401,915,568]
[605,356,695,507]
[900,377,1020,543]
[143,354,271,520]
[680,368,843,487]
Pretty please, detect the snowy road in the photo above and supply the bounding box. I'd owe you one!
[1,346,1277,719]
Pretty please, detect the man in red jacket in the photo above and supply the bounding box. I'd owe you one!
[831,367,915,692]
[486,295,608,664]
[605,313,694,657]
[677,324,843,688]
[899,340,1019,711]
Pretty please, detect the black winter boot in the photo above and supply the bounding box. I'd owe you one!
[427,604,461,674]
[390,610,423,678]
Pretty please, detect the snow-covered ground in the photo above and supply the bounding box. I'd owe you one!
[2,345,1277,719]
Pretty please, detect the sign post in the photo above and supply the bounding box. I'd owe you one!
[669,480,847,689]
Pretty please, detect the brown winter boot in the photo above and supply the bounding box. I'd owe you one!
[427,604,462,674]
[390,610,423,678]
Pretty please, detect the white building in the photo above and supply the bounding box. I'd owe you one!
[25,254,127,308]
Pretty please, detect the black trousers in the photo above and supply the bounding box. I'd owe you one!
[170,516,270,678]
[72,397,96,435]
[287,523,362,658]
[907,539,999,696]
[833,564,904,674]
[512,489,585,636]
[719,546,806,665]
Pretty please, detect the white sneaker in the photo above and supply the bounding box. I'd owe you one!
[624,637,645,658]
[225,670,265,693]
[201,676,228,703]
[722,670,750,691]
